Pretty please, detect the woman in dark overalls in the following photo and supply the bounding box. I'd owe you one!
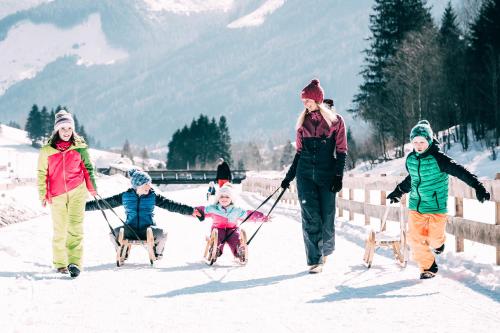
[281,79,348,273]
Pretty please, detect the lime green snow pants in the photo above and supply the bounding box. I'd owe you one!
[50,183,87,268]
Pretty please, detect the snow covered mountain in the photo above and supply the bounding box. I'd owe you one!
[0,0,460,146]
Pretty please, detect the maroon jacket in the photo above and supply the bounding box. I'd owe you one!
[285,111,348,187]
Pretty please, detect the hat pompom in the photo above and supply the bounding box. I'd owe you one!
[310,79,320,85]
[417,120,430,126]
[128,168,138,178]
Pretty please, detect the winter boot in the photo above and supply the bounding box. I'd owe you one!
[309,264,323,274]
[56,267,68,274]
[154,246,163,260]
[433,243,445,255]
[67,264,81,278]
[420,261,438,279]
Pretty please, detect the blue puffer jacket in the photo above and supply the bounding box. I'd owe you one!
[85,188,194,230]
[122,190,156,229]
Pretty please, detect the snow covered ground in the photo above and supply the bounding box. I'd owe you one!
[0,176,499,333]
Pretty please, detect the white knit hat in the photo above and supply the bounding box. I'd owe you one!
[54,110,75,132]
[216,183,234,202]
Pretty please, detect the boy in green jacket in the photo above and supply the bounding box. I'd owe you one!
[387,120,490,279]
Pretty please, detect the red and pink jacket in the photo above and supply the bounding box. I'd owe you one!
[196,204,267,229]
[37,137,96,202]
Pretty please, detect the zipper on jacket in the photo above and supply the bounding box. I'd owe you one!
[62,151,68,195]
[432,191,440,209]
[416,157,422,213]
[136,195,141,231]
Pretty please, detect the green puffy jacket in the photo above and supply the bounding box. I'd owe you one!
[396,141,481,214]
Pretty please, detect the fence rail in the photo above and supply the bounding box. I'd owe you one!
[108,166,247,184]
[242,173,500,265]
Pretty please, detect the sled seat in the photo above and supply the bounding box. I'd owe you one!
[116,227,156,267]
[363,204,409,269]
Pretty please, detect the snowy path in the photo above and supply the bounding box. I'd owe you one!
[0,183,499,333]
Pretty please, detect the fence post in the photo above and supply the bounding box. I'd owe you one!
[496,173,500,265]
[380,174,387,231]
[364,174,370,225]
[349,174,354,221]
[455,196,464,252]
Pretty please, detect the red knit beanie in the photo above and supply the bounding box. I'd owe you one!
[301,79,324,103]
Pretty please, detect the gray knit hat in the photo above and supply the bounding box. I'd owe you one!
[54,110,75,132]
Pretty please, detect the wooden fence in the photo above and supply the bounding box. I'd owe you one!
[242,173,500,265]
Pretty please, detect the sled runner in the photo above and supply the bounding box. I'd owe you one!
[203,228,219,265]
[363,203,408,268]
[236,229,248,265]
[203,228,249,266]
[116,227,157,267]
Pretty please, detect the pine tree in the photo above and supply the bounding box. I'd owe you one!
[468,0,500,146]
[346,128,358,169]
[25,104,43,146]
[439,2,468,149]
[351,0,433,156]
[384,24,441,156]
[7,121,21,129]
[167,129,182,169]
[217,116,233,167]
[39,106,51,139]
[141,147,149,170]
[280,140,295,170]
[237,159,245,170]
[121,139,134,163]
[166,114,234,170]
[246,142,263,171]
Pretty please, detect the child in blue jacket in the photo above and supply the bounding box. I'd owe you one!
[86,169,201,259]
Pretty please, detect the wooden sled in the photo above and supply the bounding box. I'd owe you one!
[203,229,219,265]
[203,228,249,266]
[116,227,157,267]
[363,204,409,268]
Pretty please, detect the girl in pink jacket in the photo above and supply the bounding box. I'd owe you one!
[196,184,268,263]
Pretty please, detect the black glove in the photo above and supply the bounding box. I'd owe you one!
[475,184,490,203]
[194,208,205,222]
[330,175,343,193]
[281,178,291,189]
[387,186,403,204]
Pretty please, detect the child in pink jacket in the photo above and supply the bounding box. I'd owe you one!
[196,184,268,263]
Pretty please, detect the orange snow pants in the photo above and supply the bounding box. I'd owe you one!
[408,210,447,272]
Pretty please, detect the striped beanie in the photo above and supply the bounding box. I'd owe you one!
[128,168,152,189]
[410,120,433,144]
[54,110,75,132]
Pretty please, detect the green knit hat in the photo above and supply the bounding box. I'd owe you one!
[410,120,433,144]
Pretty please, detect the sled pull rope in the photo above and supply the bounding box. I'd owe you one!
[220,187,280,245]
[93,196,120,246]
[246,187,286,245]
[94,194,144,242]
